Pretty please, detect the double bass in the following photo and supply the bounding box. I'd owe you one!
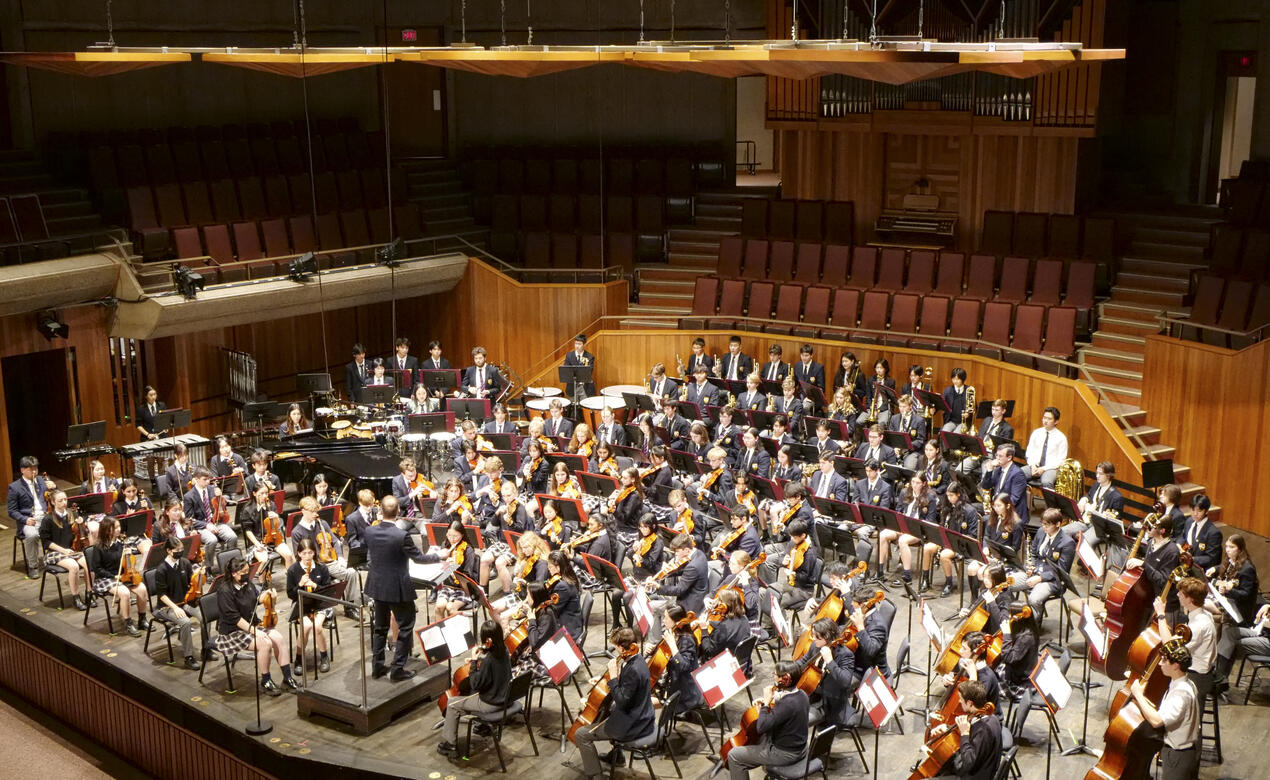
[568,643,642,744]
[1098,504,1162,678]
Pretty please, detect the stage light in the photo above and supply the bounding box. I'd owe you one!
[376,236,405,267]
[36,310,68,340]
[288,251,318,282]
[171,263,205,299]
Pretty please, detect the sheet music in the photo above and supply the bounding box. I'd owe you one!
[921,599,943,651]
[1032,651,1072,714]
[408,560,454,584]
[1077,534,1104,579]
[1207,583,1242,624]
[1080,604,1108,661]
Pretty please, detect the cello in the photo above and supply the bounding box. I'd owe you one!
[1098,504,1162,678]
[1106,554,1193,719]
[935,580,1012,675]
[568,642,641,744]
[908,703,995,780]
[721,684,800,764]
[790,560,866,659]
[438,636,494,714]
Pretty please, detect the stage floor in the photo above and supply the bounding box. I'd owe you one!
[0,549,1261,779]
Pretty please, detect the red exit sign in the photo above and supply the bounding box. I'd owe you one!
[401,29,417,43]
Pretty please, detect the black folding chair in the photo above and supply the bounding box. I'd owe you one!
[459,670,539,771]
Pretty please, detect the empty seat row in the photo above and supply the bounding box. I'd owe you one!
[684,277,1077,369]
[487,193,669,235]
[169,205,426,264]
[1185,274,1270,348]
[1206,223,1270,281]
[1221,160,1270,228]
[0,194,71,264]
[467,155,704,198]
[54,116,363,153]
[980,210,1115,262]
[739,198,855,246]
[497,230,637,274]
[717,238,1096,311]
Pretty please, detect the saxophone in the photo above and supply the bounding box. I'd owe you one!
[867,378,880,423]
[957,385,976,435]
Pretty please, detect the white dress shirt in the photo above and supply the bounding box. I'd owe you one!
[1025,426,1068,472]
[1157,676,1199,749]
[1182,606,1217,674]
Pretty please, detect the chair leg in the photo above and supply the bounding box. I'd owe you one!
[1245,666,1261,706]
[524,710,539,756]
[492,727,507,772]
[224,657,236,693]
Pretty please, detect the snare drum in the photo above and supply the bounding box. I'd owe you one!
[525,397,571,420]
[400,433,426,454]
[524,386,563,399]
[386,416,405,435]
[601,384,649,399]
[580,395,626,430]
[331,420,353,431]
[430,431,457,444]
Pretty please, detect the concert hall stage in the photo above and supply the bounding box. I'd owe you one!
[0,551,1260,779]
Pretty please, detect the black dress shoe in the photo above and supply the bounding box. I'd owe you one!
[372,666,389,679]
[73,596,87,611]
[436,741,457,756]
[345,607,361,621]
[184,656,202,671]
[940,581,956,598]
[389,668,416,681]
[319,656,331,673]
[261,679,282,697]
[283,676,300,691]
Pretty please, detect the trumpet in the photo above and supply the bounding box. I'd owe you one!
[766,394,776,413]
[867,378,881,423]
[712,353,722,378]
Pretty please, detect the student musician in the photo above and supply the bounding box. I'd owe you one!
[888,395,927,470]
[110,478,151,517]
[151,536,202,669]
[648,362,679,403]
[1212,535,1259,693]
[345,343,369,403]
[771,444,801,483]
[163,443,194,500]
[1125,514,1183,624]
[961,564,1011,632]
[539,498,574,550]
[832,351,866,399]
[181,469,238,571]
[679,336,714,376]
[710,510,763,579]
[697,588,755,679]
[995,607,1039,695]
[390,337,418,397]
[879,472,940,589]
[521,439,552,495]
[279,403,310,436]
[568,514,617,568]
[689,446,733,508]
[759,344,789,384]
[509,581,561,681]
[286,537,333,674]
[791,344,825,413]
[471,456,507,525]
[771,519,818,612]
[794,618,860,729]
[392,457,434,522]
[933,483,980,596]
[725,661,809,780]
[9,455,54,577]
[770,379,804,436]
[1154,577,1218,702]
[1180,494,1223,572]
[642,445,674,491]
[289,496,362,621]
[961,399,1014,475]
[431,520,482,622]
[1159,483,1187,544]
[918,440,950,497]
[365,358,389,388]
[630,515,665,583]
[658,603,705,715]
[151,498,192,548]
[436,619,513,757]
[136,385,165,441]
[900,364,929,419]
[590,441,621,479]
[80,459,119,499]
[547,550,585,641]
[462,346,503,399]
[570,627,656,778]
[1024,508,1075,611]
[543,398,574,439]
[853,424,898,468]
[242,450,280,496]
[645,534,710,644]
[593,404,627,447]
[608,467,645,537]
[850,585,895,678]
[940,367,971,433]
[683,421,712,464]
[965,494,1025,587]
[937,631,1002,715]
[569,422,597,460]
[478,402,511,435]
[343,489,377,555]
[1024,407,1067,490]
[659,400,692,449]
[718,335,753,382]
[493,531,550,619]
[809,420,841,460]
[1128,641,1200,780]
[857,358,895,429]
[737,373,766,412]
[424,339,452,371]
[549,461,583,503]
[977,444,1029,525]
[924,680,1002,780]
[562,333,597,398]
[805,452,847,505]
[89,516,149,636]
[736,427,771,480]
[1069,460,1126,541]
[729,472,759,519]
[405,383,436,414]
[213,557,296,695]
[684,364,720,409]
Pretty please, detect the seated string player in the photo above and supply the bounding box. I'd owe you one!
[288,496,362,622]
[182,467,239,571]
[151,536,202,670]
[724,661,809,780]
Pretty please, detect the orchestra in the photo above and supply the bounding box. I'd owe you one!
[8,334,1261,780]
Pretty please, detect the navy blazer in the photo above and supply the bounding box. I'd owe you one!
[657,549,710,614]
[481,419,515,435]
[853,442,898,466]
[7,476,50,525]
[977,417,1015,448]
[562,350,596,397]
[718,353,754,382]
[887,411,927,450]
[1084,483,1126,515]
[135,400,166,440]
[797,643,858,726]
[362,521,427,604]
[853,478,895,509]
[543,416,574,439]
[812,437,841,457]
[181,486,216,529]
[736,389,766,411]
[594,421,628,447]
[736,447,771,479]
[648,376,680,401]
[165,462,193,499]
[1031,531,1076,586]
[770,395,803,433]
[389,355,419,397]
[462,364,505,399]
[1180,517,1224,571]
[943,501,981,540]
[551,578,584,642]
[758,360,790,383]
[605,653,655,741]
[792,360,826,391]
[808,470,850,502]
[979,463,1030,525]
[941,385,970,428]
[346,359,369,403]
[854,598,895,677]
[684,381,721,409]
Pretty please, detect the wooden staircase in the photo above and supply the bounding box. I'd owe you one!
[1080,210,1221,509]
[398,158,486,248]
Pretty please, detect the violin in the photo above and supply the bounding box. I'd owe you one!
[262,510,285,547]
[316,528,337,564]
[70,505,89,553]
[209,494,232,525]
[330,506,347,538]
[711,519,752,560]
[645,554,692,593]
[607,484,637,514]
[722,683,795,763]
[569,643,641,744]
[183,546,207,604]
[260,588,278,630]
[117,543,143,587]
[908,703,995,780]
[785,537,810,586]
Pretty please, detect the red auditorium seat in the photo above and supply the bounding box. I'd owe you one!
[1040,307,1077,370]
[323,134,349,171]
[336,170,363,210]
[768,200,796,241]
[606,196,634,232]
[1065,260,1096,312]
[525,159,553,195]
[768,241,795,282]
[288,215,317,253]
[980,211,1013,256]
[523,231,551,268]
[717,237,743,277]
[491,194,519,233]
[551,233,578,269]
[178,181,213,226]
[1029,259,1064,305]
[315,213,343,251]
[145,145,177,186]
[1238,230,1270,279]
[934,251,965,296]
[975,301,1014,360]
[847,247,878,289]
[340,210,370,247]
[154,183,186,227]
[224,138,254,178]
[552,159,579,193]
[209,180,241,222]
[116,145,148,187]
[765,283,806,333]
[249,137,279,176]
[260,218,290,257]
[823,201,854,246]
[237,177,268,220]
[795,200,823,242]
[910,295,951,352]
[1209,279,1254,346]
[741,240,769,279]
[232,221,263,261]
[852,291,890,344]
[367,207,391,244]
[739,281,775,332]
[606,158,634,194]
[287,173,313,214]
[520,195,548,232]
[202,224,235,264]
[125,187,169,257]
[313,172,339,214]
[1012,213,1048,257]
[577,196,602,233]
[797,285,832,338]
[1047,214,1082,259]
[964,254,997,299]
[579,159,603,195]
[579,235,604,269]
[276,136,305,176]
[793,243,821,284]
[200,142,230,182]
[906,250,935,294]
[827,288,861,332]
[885,293,919,347]
[393,205,425,241]
[690,277,720,316]
[171,227,203,259]
[126,187,159,232]
[262,176,291,219]
[1006,304,1044,368]
[1081,217,1115,263]
[549,195,576,232]
[876,248,906,291]
[717,279,747,318]
[945,298,982,353]
[741,200,768,238]
[996,256,1030,303]
[820,245,849,287]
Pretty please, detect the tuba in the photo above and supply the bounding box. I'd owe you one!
[919,366,934,420]
[956,385,976,435]
[1054,459,1084,502]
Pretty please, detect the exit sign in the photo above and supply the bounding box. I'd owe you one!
[401,29,417,42]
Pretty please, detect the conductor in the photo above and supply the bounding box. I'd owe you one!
[364,501,427,681]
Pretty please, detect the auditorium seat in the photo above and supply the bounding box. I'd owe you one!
[288,215,317,253]
[1188,275,1225,333]
[905,250,935,294]
[1081,217,1115,263]
[116,145,148,187]
[768,241,795,282]
[336,170,363,210]
[795,200,823,242]
[231,221,263,261]
[313,172,339,214]
[910,295,951,352]
[145,144,177,185]
[823,201,854,246]
[717,237,743,277]
[549,195,576,232]
[665,159,694,223]
[996,256,1030,303]
[1040,307,1078,371]
[1029,259,1064,305]
[798,286,832,338]
[635,196,665,260]
[934,251,965,296]
[1209,278,1254,346]
[551,233,578,269]
[853,291,890,344]
[88,147,119,192]
[1012,213,1048,257]
[491,194,519,234]
[876,248,906,292]
[1238,230,1270,279]
[793,243,822,284]
[741,200,767,238]
[1208,223,1243,276]
[210,180,241,222]
[884,293,919,347]
[523,231,551,269]
[765,282,805,333]
[1006,304,1045,368]
[225,137,255,178]
[154,183,186,228]
[717,279,747,320]
[1047,214,1082,259]
[520,195,548,232]
[276,136,305,176]
[200,142,230,182]
[237,177,268,221]
[1064,260,1096,321]
[945,298,981,353]
[964,254,997,299]
[976,301,1014,360]
[250,137,279,176]
[1227,177,1264,226]
[579,158,603,195]
[366,207,390,244]
[847,247,878,289]
[607,233,635,273]
[827,288,861,331]
[202,224,235,264]
[360,168,389,209]
[606,158,633,194]
[981,210,1013,256]
[741,240,769,279]
[689,276,720,316]
[340,210,370,247]
[499,159,525,193]
[263,176,291,218]
[171,227,203,259]
[287,173,313,214]
[606,196,634,233]
[634,158,663,196]
[552,159,579,193]
[743,281,775,329]
[820,245,849,287]
[768,200,796,241]
[393,205,425,241]
[525,158,553,195]
[125,187,169,258]
[260,218,290,257]
[315,213,343,251]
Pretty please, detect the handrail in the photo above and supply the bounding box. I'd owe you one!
[1157,312,1270,343]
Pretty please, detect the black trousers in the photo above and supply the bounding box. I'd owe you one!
[371,599,416,670]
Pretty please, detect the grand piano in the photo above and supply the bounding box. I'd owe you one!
[265,432,400,499]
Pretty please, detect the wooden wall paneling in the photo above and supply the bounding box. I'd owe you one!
[1142,335,1270,536]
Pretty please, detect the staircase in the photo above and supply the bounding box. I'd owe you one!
[0,149,111,238]
[398,158,485,249]
[1079,209,1222,509]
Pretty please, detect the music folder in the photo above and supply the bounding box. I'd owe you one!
[577,470,619,497]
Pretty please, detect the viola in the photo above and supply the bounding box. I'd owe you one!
[908,703,995,779]
[209,494,232,525]
[70,506,89,553]
[791,560,865,659]
[260,588,278,630]
[262,509,285,547]
[568,643,641,744]
[117,544,143,587]
[711,520,753,560]
[183,548,207,604]
[316,528,337,564]
[935,580,1012,675]
[330,506,347,538]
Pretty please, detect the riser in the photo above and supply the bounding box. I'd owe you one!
[1138,443,1176,461]
[636,295,692,310]
[1081,353,1143,373]
[1090,332,1146,350]
[668,240,721,253]
[1101,402,1147,427]
[1119,256,1204,276]
[1099,386,1142,406]
[1125,242,1207,262]
[638,280,696,295]
[694,217,741,231]
[668,254,718,267]
[1110,288,1184,307]
[1128,227,1212,248]
[1100,302,1160,322]
[1119,425,1162,447]
[1117,272,1191,293]
[1099,318,1159,337]
[638,268,709,283]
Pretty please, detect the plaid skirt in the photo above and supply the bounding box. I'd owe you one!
[436,586,472,608]
[92,576,118,595]
[212,629,256,655]
[43,551,74,568]
[486,541,511,560]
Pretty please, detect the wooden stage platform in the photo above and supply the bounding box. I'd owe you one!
[0,548,1260,779]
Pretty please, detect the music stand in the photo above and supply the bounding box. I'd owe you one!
[408,412,455,435]
[581,553,628,650]
[1141,458,1174,489]
[421,369,459,397]
[537,494,588,528]
[799,381,827,411]
[939,431,987,460]
[118,511,149,540]
[748,409,781,433]
[647,483,675,508]
[481,432,515,451]
[667,448,706,476]
[613,444,644,461]
[558,365,593,418]
[881,430,914,455]
[142,543,168,572]
[67,492,108,516]
[812,497,855,526]
[1088,511,1128,559]
[296,373,333,394]
[832,456,867,482]
[787,442,820,464]
[758,378,783,397]
[915,388,949,422]
[757,436,782,460]
[749,474,783,503]
[446,398,491,424]
[677,400,703,422]
[622,423,646,449]
[362,385,396,406]
[485,448,521,473]
[66,421,107,447]
[804,416,848,441]
[883,463,917,485]
[622,392,658,417]
[391,368,413,396]
[976,399,1015,419]
[1041,488,1082,525]
[986,537,1023,571]
[578,471,619,497]
[153,408,190,436]
[545,453,587,474]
